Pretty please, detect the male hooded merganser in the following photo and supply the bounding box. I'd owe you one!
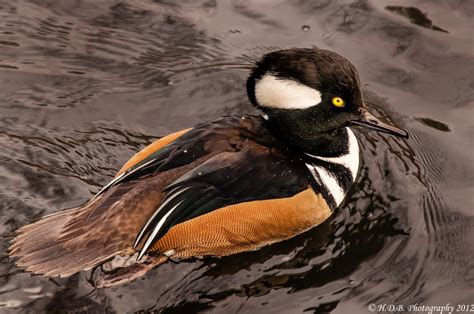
[9,48,408,287]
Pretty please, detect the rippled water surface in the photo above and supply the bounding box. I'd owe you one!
[1,0,473,313]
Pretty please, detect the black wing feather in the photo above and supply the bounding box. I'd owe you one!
[92,117,246,200]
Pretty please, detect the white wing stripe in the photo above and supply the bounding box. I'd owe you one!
[137,200,185,260]
[91,158,158,201]
[133,186,191,248]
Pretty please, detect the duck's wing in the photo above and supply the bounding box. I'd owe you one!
[134,141,329,260]
[91,117,258,200]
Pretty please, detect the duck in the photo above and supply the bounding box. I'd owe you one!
[9,48,408,287]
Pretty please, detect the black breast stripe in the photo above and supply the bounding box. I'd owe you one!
[308,158,353,192]
[303,164,337,210]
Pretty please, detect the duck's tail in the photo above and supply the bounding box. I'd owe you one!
[9,197,121,278]
[9,175,172,286]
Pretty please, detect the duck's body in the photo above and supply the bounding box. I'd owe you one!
[9,48,407,287]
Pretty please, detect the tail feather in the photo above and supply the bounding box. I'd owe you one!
[10,211,73,256]
[9,196,123,277]
[8,170,179,282]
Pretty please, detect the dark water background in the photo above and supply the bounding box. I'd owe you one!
[0,0,473,313]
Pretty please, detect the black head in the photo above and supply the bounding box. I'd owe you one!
[246,48,408,147]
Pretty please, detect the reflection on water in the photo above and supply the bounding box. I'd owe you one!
[1,0,473,312]
[385,5,448,33]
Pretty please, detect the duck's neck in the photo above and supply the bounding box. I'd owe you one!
[300,128,350,157]
[265,117,351,157]
[305,127,360,179]
[304,127,360,207]
[264,116,361,207]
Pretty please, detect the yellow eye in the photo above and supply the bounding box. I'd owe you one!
[332,97,345,108]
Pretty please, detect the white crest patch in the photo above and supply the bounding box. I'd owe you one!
[255,74,321,109]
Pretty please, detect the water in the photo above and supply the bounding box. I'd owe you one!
[0,0,473,312]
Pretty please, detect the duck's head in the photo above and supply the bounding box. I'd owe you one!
[246,48,408,150]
